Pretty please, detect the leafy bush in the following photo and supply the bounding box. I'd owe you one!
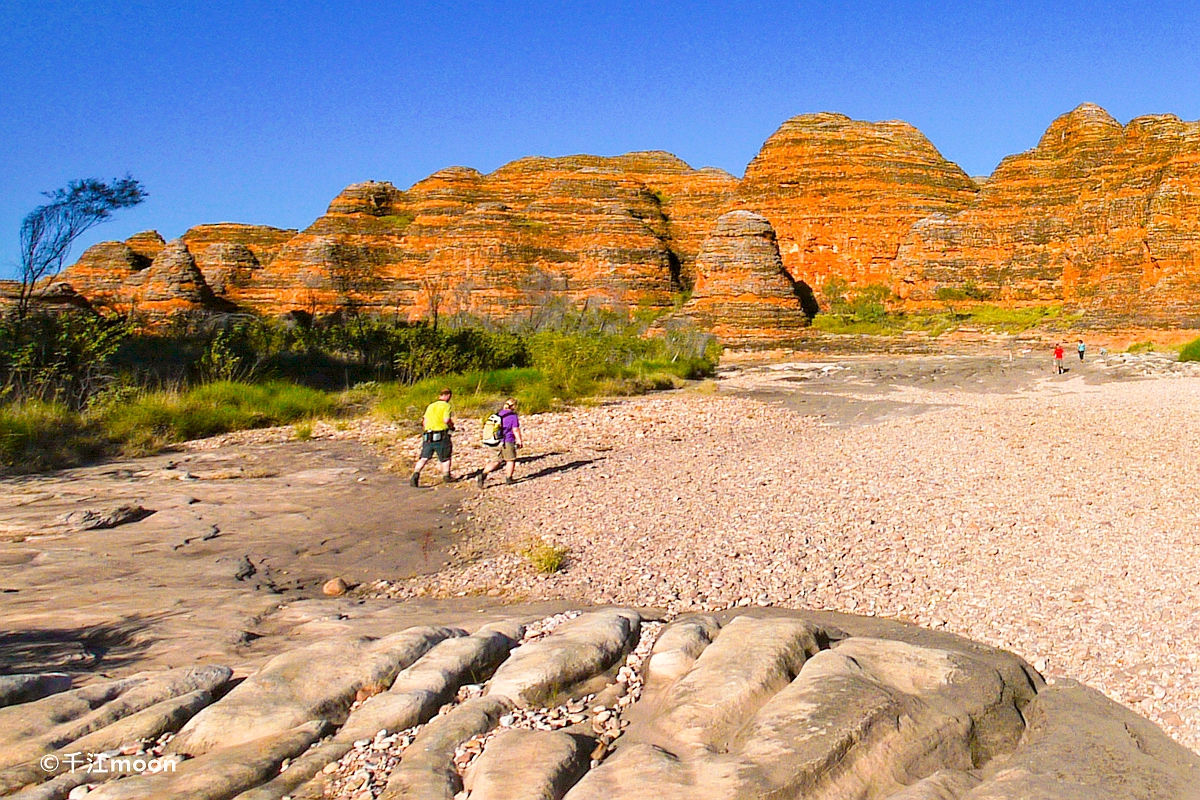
[1178,336,1200,362]
[820,280,892,323]
[935,282,991,302]
[0,307,719,472]
[0,312,131,407]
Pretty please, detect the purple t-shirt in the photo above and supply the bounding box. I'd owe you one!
[499,409,520,444]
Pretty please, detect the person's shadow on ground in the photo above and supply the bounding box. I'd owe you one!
[519,458,600,482]
[470,451,600,484]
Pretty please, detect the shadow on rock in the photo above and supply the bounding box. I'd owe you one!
[0,616,155,676]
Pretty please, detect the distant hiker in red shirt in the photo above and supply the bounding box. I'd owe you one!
[1054,344,1065,374]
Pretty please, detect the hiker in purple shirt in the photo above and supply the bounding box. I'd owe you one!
[477,398,523,487]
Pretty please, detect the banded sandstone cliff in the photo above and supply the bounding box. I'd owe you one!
[53,104,1200,337]
[894,104,1200,327]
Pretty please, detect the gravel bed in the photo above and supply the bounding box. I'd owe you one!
[378,370,1200,753]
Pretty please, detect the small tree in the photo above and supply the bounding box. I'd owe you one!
[16,176,146,320]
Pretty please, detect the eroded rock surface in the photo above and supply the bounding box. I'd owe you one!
[895,103,1200,326]
[739,112,979,297]
[1,608,1193,800]
[45,105,1200,337]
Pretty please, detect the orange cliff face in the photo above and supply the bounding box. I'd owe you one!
[895,104,1200,326]
[244,152,738,320]
[739,113,979,301]
[51,106,1200,338]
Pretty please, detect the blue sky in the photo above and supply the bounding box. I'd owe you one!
[2,1,1198,277]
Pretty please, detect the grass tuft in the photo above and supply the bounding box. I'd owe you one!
[519,538,569,574]
[1179,336,1200,362]
[0,401,106,473]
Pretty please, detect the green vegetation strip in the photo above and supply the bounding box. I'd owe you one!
[1,309,719,474]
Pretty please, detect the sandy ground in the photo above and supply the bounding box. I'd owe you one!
[380,351,1200,752]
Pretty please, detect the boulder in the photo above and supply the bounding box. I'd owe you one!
[169,627,458,756]
[464,729,593,800]
[0,674,71,708]
[487,610,641,707]
[85,720,326,800]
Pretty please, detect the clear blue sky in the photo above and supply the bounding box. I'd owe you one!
[2,1,1198,278]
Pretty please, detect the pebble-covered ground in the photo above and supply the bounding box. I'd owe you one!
[379,358,1200,753]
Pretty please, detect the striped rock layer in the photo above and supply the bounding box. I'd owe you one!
[894,104,1200,327]
[55,104,1200,336]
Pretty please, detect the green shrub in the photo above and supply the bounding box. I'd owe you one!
[0,312,131,407]
[935,282,990,302]
[1179,336,1200,362]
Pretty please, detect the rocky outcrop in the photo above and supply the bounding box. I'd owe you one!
[123,239,214,315]
[669,211,812,344]
[57,235,155,308]
[895,104,1200,326]
[182,224,295,296]
[739,113,979,298]
[2,609,1195,799]
[49,105,1200,336]
[250,153,736,321]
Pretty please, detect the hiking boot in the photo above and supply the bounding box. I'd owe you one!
[409,473,419,488]
[476,472,486,488]
[504,477,514,486]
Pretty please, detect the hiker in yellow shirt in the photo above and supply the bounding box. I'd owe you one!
[410,388,456,486]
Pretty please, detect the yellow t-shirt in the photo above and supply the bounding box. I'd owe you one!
[423,400,452,432]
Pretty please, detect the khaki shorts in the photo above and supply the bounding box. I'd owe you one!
[491,442,517,462]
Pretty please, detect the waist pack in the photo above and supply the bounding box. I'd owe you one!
[423,430,449,443]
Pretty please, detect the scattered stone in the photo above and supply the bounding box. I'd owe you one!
[322,578,348,597]
[56,506,155,531]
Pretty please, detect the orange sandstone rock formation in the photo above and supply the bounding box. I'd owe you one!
[249,152,736,319]
[670,211,811,344]
[895,104,1200,326]
[739,113,979,298]
[124,238,214,315]
[51,105,1200,337]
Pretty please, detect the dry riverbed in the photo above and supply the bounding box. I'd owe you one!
[380,352,1200,753]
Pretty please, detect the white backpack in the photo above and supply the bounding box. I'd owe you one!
[481,411,504,446]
